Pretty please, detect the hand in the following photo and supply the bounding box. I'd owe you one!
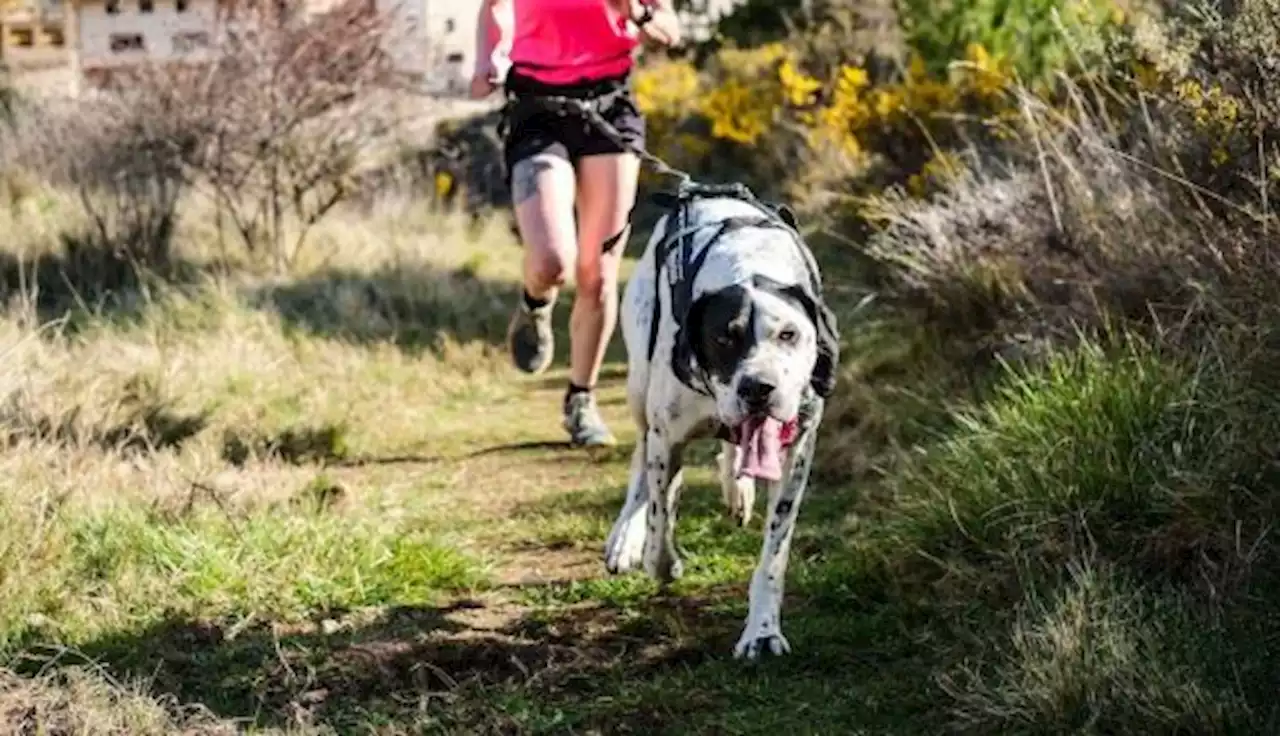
[469,73,496,100]
[605,0,647,34]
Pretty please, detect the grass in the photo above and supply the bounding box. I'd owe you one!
[4,132,1280,735]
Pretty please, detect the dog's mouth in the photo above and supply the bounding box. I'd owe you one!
[729,415,799,482]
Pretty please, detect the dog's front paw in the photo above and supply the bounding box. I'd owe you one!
[717,448,755,527]
[604,511,647,575]
[727,477,755,527]
[642,536,683,584]
[733,620,791,660]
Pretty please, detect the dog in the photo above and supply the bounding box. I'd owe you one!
[603,184,839,660]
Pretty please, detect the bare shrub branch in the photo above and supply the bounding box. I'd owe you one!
[108,0,409,269]
[3,0,417,275]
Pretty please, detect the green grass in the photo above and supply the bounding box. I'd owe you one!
[2,163,1280,734]
[3,504,486,652]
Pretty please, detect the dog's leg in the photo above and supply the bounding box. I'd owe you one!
[606,337,655,575]
[734,399,823,660]
[604,438,649,574]
[717,441,756,527]
[642,427,685,584]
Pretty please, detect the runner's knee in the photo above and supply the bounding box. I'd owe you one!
[529,248,571,290]
[575,259,620,306]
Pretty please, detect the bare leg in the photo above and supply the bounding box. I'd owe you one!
[569,152,640,388]
[506,153,578,375]
[513,152,578,298]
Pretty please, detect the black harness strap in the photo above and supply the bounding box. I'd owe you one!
[644,180,823,398]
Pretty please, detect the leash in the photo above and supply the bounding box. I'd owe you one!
[509,83,836,401]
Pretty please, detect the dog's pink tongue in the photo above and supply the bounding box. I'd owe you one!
[736,416,786,481]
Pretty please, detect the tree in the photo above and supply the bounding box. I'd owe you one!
[101,0,406,270]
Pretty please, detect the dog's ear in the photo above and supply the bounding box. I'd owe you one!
[671,292,712,389]
[773,283,840,398]
[809,293,840,398]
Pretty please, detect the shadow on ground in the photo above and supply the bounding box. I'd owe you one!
[0,245,207,332]
[0,404,209,456]
[244,262,520,355]
[32,569,951,734]
[248,262,633,366]
[6,452,951,733]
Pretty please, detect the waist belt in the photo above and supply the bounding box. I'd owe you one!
[499,85,628,136]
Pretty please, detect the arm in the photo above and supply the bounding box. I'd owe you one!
[470,0,510,98]
[630,0,681,49]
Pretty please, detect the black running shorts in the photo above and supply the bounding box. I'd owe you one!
[499,67,647,181]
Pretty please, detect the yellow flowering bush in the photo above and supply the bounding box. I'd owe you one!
[907,150,964,197]
[632,56,710,187]
[1107,19,1252,173]
[1174,80,1244,167]
[634,44,810,191]
[632,57,700,146]
[629,19,1097,204]
[697,43,791,146]
[434,171,454,200]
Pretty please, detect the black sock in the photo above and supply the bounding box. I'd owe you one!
[523,290,550,310]
[565,382,591,406]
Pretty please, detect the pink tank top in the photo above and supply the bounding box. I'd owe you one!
[507,0,649,85]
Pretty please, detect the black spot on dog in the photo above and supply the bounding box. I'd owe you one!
[675,278,833,398]
[775,499,793,517]
[677,284,757,386]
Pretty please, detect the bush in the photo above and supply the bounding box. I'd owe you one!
[631,39,1019,207]
[891,335,1280,564]
[897,0,1120,86]
[632,0,1129,214]
[847,0,1280,354]
[2,93,192,293]
[0,0,405,276]
[851,330,1280,733]
[942,562,1259,733]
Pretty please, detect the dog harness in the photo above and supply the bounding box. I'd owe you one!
[643,180,832,400]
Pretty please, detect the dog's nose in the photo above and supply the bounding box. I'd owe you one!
[737,376,776,409]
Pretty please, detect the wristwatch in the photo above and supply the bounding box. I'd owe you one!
[632,2,654,27]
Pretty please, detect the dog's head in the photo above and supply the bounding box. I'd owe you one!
[673,275,839,431]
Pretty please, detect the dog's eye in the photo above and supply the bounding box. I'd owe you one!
[779,327,799,345]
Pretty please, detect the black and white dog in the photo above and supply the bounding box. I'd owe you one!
[604,185,839,659]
